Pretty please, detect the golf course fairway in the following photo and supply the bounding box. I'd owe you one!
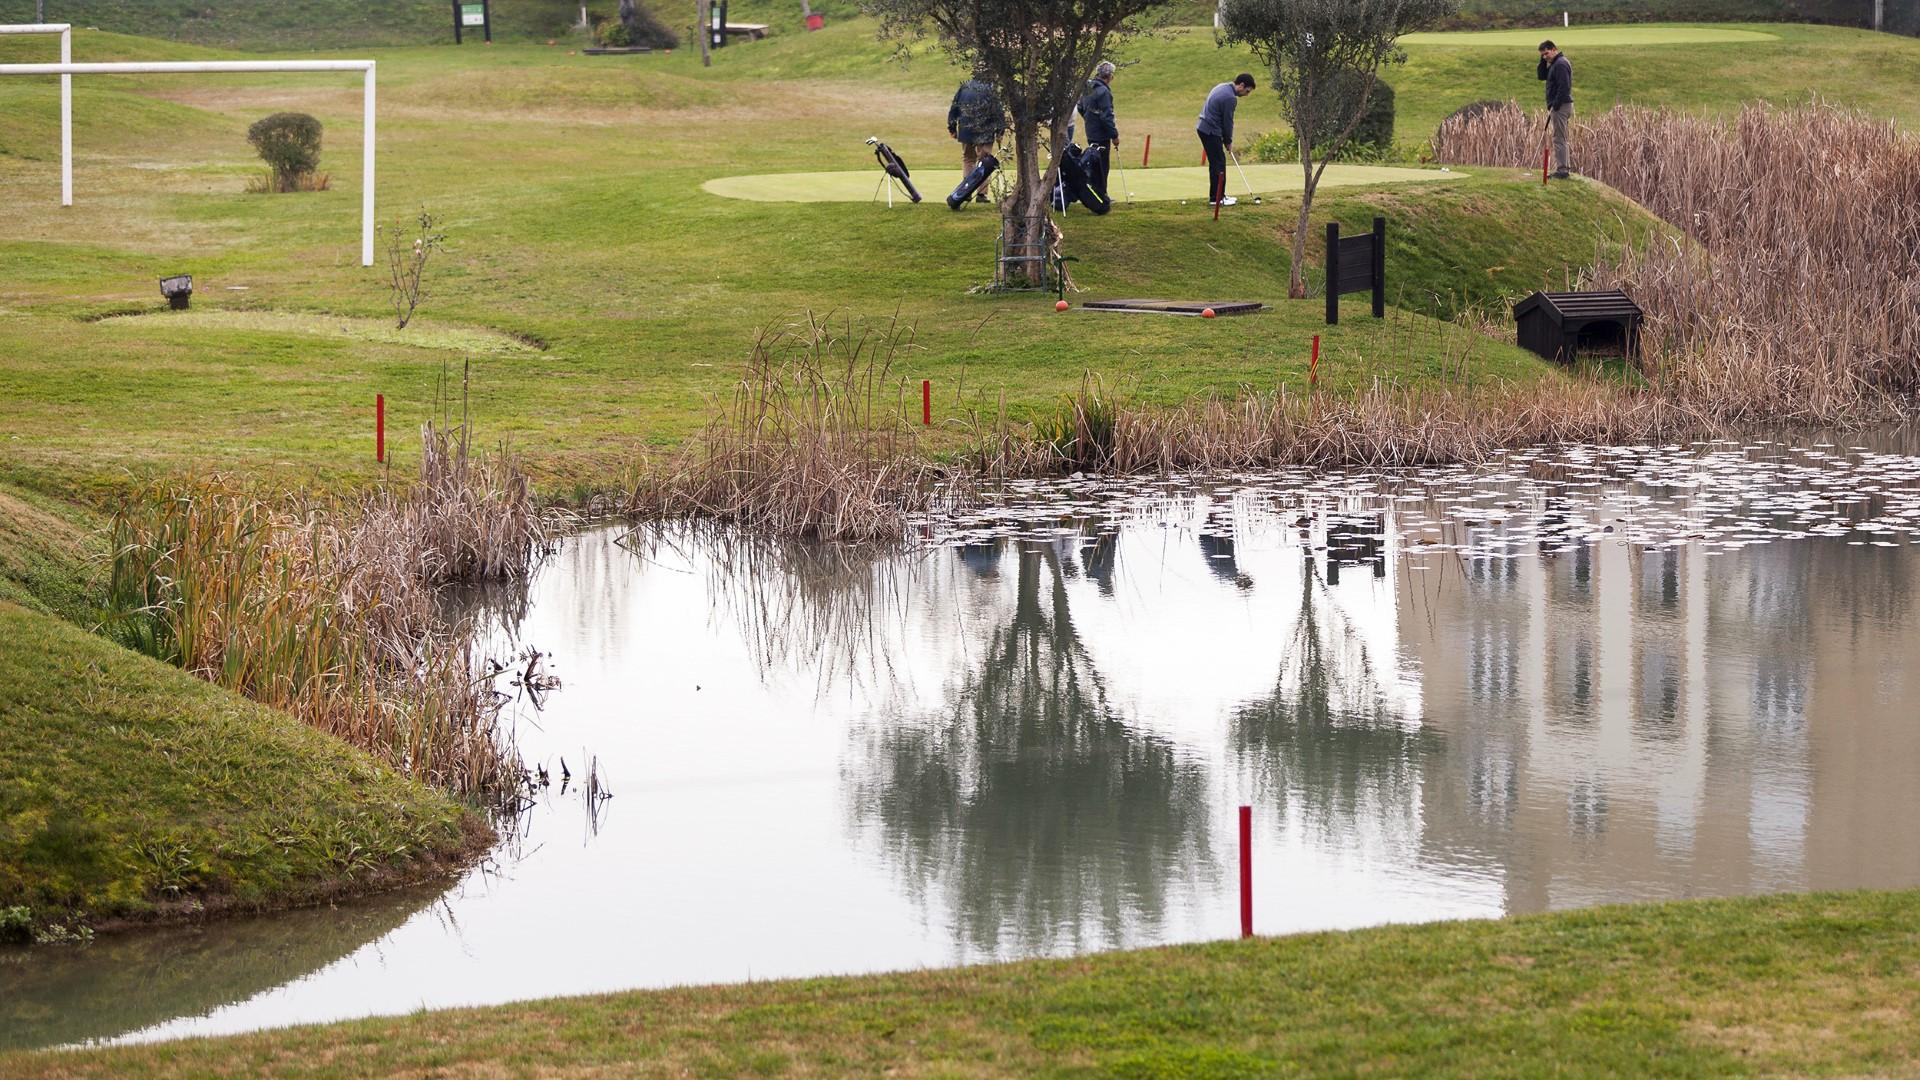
[703,162,1464,203]
[1402,25,1780,46]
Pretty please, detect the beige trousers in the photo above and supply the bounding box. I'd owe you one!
[961,142,995,172]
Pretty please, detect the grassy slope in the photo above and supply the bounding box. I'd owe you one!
[0,599,485,937]
[7,888,1918,1076]
[0,482,103,625]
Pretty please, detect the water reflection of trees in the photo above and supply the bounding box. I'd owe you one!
[844,540,1215,959]
[1230,545,1438,846]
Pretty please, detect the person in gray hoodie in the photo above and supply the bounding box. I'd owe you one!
[1078,61,1118,204]
[1196,73,1256,206]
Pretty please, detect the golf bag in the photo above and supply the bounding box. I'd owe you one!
[1051,143,1111,215]
[946,153,999,209]
[869,139,922,203]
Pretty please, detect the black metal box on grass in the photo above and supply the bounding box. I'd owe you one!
[159,274,192,310]
[1514,290,1642,365]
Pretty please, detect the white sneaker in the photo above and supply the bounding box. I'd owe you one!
[1211,196,1238,207]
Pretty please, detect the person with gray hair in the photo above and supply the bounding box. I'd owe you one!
[1078,60,1118,206]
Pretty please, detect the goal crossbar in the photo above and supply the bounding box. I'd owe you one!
[0,53,378,266]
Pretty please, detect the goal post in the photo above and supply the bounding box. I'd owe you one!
[0,55,378,266]
[0,23,71,207]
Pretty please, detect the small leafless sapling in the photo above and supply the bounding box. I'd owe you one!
[383,210,446,329]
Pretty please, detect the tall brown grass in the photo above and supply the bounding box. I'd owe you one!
[107,422,562,805]
[629,313,948,542]
[974,379,1713,475]
[1433,99,1920,424]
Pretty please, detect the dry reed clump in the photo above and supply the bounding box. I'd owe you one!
[106,424,563,805]
[244,169,332,194]
[1432,99,1920,425]
[629,313,947,542]
[975,378,1715,475]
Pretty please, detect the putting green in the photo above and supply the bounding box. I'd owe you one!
[703,163,1461,203]
[1402,25,1778,47]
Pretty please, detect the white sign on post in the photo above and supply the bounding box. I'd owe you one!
[462,4,487,25]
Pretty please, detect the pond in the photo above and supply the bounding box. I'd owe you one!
[8,435,1920,1050]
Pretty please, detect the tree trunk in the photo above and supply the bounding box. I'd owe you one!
[999,121,1059,289]
[1289,143,1316,299]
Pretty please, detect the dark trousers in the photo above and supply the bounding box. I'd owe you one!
[1088,140,1113,201]
[1198,132,1226,203]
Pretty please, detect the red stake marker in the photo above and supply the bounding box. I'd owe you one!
[1142,133,1151,169]
[921,379,931,426]
[1309,334,1321,391]
[376,393,385,463]
[1239,805,1253,939]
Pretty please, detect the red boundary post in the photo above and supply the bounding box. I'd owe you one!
[1239,804,1253,938]
[921,380,931,426]
[1309,335,1321,392]
[376,393,385,463]
[1142,133,1151,169]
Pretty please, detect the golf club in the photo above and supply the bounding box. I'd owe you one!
[1116,159,1134,205]
[1228,147,1262,205]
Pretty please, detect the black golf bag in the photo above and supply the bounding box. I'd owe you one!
[1051,143,1111,215]
[946,153,999,209]
[870,140,922,203]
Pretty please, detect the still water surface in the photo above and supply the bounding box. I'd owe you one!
[7,438,1920,1049]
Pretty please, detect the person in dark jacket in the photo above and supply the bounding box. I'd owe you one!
[949,71,1006,201]
[1078,61,1118,205]
[1196,73,1255,206]
[1537,40,1573,179]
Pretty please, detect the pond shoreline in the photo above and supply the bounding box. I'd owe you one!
[9,887,1917,1075]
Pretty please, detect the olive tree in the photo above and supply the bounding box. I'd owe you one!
[868,0,1168,287]
[1219,0,1455,297]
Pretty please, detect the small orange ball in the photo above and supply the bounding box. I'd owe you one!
[1055,300,1069,311]
[1201,307,1217,318]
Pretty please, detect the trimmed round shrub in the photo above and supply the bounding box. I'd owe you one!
[1349,78,1396,151]
[247,112,323,193]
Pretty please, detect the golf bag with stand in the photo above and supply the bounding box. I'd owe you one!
[947,153,999,209]
[866,137,922,203]
[1050,142,1111,216]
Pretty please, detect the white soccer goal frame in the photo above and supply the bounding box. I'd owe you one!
[0,46,378,266]
[0,23,69,206]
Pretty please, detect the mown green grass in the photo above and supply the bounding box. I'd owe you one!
[0,0,588,49]
[6,887,1917,1076]
[0,599,486,938]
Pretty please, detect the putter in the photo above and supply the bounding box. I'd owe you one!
[1116,159,1134,205]
[1228,148,1262,205]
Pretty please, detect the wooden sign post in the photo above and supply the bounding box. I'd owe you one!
[1325,216,1386,326]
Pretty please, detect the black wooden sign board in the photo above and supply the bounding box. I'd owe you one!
[454,0,492,43]
[1325,217,1386,326]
